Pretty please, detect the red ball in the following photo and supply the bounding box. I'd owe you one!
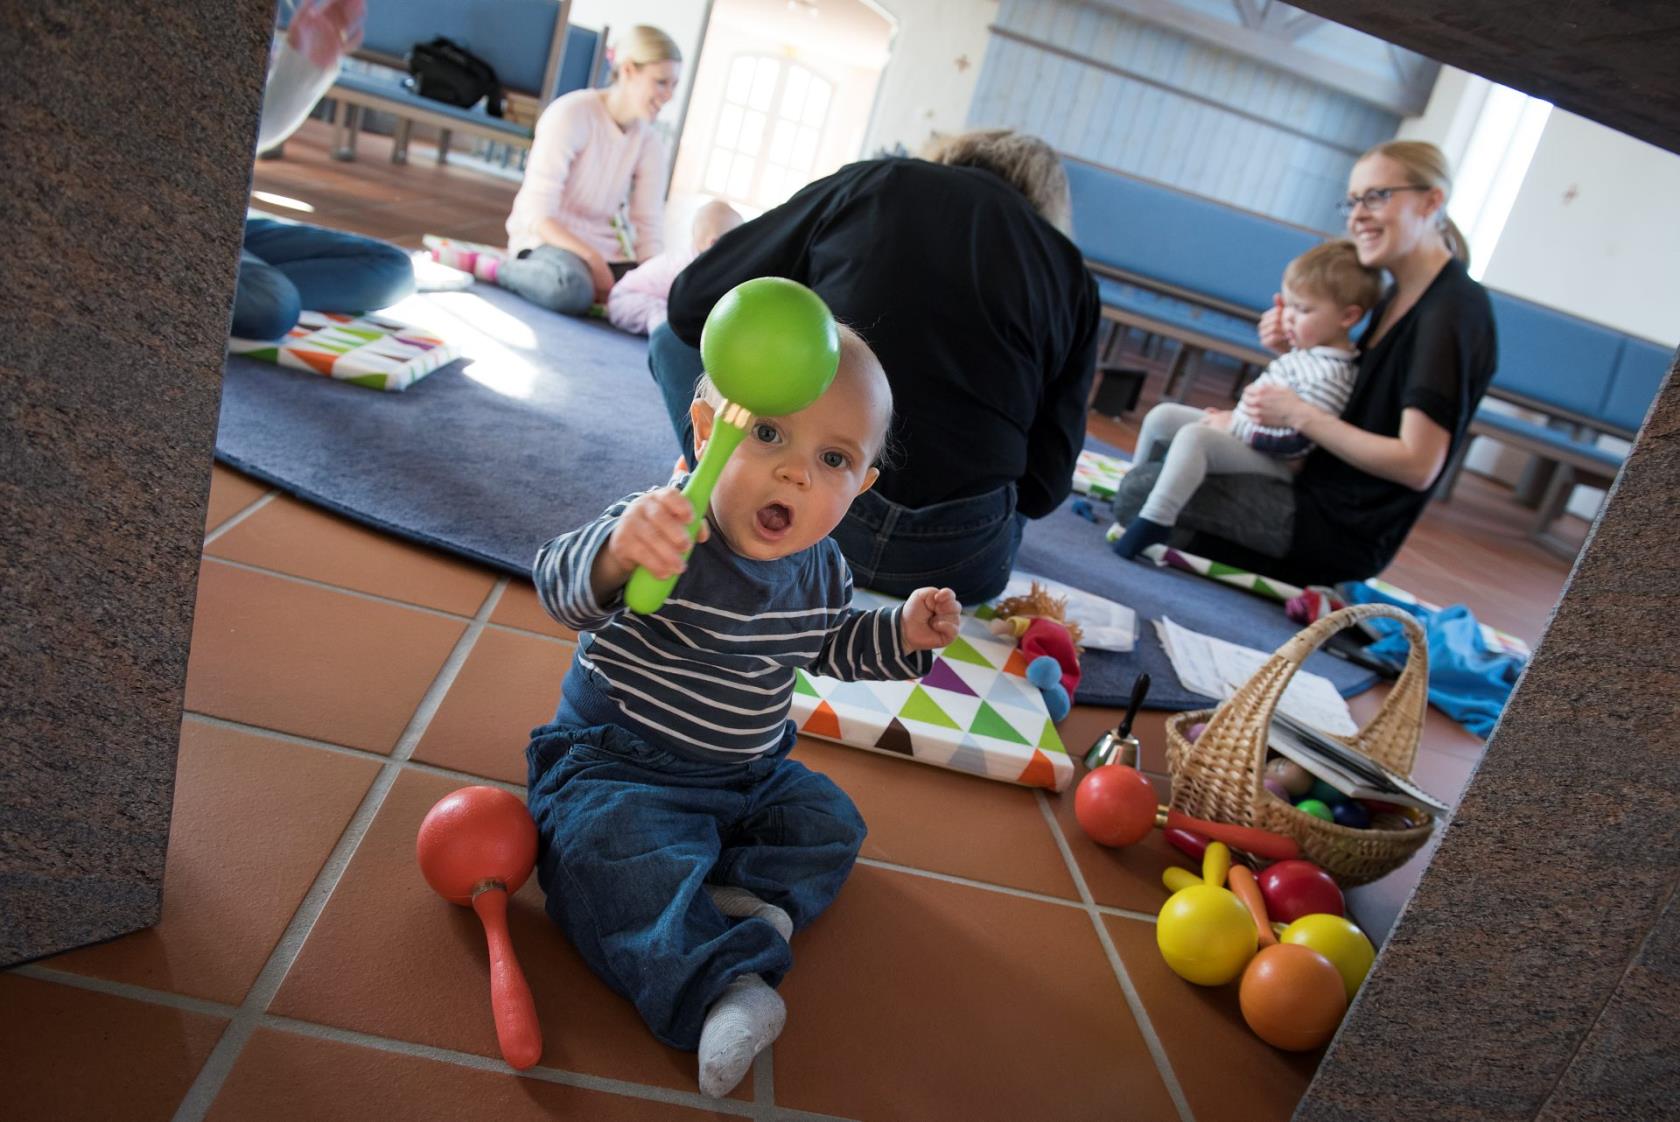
[1074,765,1160,847]
[416,786,538,905]
[1258,859,1344,923]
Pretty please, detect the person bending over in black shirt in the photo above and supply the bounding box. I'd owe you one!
[650,129,1101,604]
[1112,139,1497,586]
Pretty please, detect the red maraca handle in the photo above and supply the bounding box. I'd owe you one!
[1162,809,1300,861]
[472,887,543,1070]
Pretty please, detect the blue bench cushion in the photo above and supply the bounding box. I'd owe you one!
[1600,338,1675,434]
[1487,291,1623,418]
[359,0,562,96]
[334,72,534,137]
[1065,158,1320,314]
[1095,277,1263,356]
[1472,409,1625,474]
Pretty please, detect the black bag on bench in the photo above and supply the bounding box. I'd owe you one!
[405,37,505,118]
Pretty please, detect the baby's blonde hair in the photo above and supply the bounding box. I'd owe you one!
[1284,240,1382,312]
[693,323,894,463]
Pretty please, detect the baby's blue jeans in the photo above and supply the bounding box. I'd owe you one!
[524,703,866,1049]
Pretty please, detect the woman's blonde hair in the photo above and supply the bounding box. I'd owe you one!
[921,128,1073,236]
[1361,140,1470,268]
[611,25,681,82]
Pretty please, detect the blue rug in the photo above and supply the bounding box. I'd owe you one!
[1015,490,1375,710]
[214,284,1375,710]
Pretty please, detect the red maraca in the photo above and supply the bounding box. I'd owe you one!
[1074,764,1301,860]
[416,786,543,1070]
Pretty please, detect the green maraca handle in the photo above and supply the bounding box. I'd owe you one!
[624,408,750,615]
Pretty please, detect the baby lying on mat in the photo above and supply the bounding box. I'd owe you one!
[524,323,958,1097]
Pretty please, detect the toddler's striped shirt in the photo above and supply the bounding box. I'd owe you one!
[534,486,932,761]
[1230,345,1359,457]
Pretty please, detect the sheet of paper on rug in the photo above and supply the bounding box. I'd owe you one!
[790,590,1073,791]
[1154,617,1358,737]
[996,572,1137,653]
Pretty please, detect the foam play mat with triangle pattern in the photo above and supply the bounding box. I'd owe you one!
[228,311,460,391]
[789,593,1074,792]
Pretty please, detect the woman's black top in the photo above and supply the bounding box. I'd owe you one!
[667,157,1100,518]
[1290,257,1498,580]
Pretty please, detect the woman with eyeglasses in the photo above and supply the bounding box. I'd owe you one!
[1116,140,1497,584]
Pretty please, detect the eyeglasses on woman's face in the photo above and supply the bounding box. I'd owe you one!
[1336,185,1431,217]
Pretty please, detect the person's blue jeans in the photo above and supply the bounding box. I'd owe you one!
[834,487,1027,604]
[524,704,866,1050]
[647,322,1028,602]
[233,216,415,339]
[648,320,707,463]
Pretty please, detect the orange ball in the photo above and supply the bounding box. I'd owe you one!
[1238,943,1347,1051]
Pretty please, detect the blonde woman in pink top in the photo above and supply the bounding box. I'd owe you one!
[499,25,681,315]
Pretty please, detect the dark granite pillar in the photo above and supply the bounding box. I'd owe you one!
[0,1,272,964]
[1293,349,1679,1121]
[1285,7,1680,1117]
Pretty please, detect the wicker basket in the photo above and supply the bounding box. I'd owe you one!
[1163,604,1434,887]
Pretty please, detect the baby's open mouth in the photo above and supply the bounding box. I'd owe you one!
[756,503,793,535]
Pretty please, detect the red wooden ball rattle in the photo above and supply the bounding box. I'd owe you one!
[1074,764,1301,861]
[416,786,543,1070]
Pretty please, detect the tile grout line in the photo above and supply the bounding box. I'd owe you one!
[193,555,579,647]
[12,964,839,1122]
[168,576,510,1122]
[202,489,280,547]
[198,555,493,624]
[11,964,238,1020]
[1036,791,1197,1122]
[180,711,527,796]
[258,1016,769,1118]
[751,1038,776,1119]
[177,713,1157,925]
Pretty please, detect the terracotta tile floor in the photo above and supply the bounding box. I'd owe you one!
[4,121,1577,1121]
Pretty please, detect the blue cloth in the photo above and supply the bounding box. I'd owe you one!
[1339,581,1527,737]
[233,216,415,339]
[646,321,1029,603]
[525,699,866,1050]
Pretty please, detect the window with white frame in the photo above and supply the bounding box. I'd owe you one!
[704,55,832,210]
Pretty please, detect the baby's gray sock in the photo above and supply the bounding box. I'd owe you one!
[705,884,794,941]
[697,974,786,1098]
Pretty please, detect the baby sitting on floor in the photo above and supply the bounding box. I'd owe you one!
[523,322,958,1097]
[606,199,744,335]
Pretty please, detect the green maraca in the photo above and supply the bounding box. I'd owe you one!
[624,277,840,614]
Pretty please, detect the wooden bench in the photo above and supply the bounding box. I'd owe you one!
[299,1,606,166]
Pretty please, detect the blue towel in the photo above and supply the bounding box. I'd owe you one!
[1338,582,1528,738]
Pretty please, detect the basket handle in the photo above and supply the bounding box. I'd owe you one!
[1197,603,1429,802]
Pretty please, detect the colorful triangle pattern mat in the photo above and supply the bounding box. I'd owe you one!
[229,310,460,392]
[790,591,1073,791]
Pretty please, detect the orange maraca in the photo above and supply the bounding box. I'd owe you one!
[1074,763,1301,860]
[417,786,543,1070]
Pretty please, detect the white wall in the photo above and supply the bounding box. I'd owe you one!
[1481,110,1680,347]
[1401,79,1680,516]
[860,0,997,156]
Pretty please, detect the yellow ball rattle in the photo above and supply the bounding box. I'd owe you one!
[624,278,840,615]
[1155,841,1258,986]
[1279,914,1375,1002]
